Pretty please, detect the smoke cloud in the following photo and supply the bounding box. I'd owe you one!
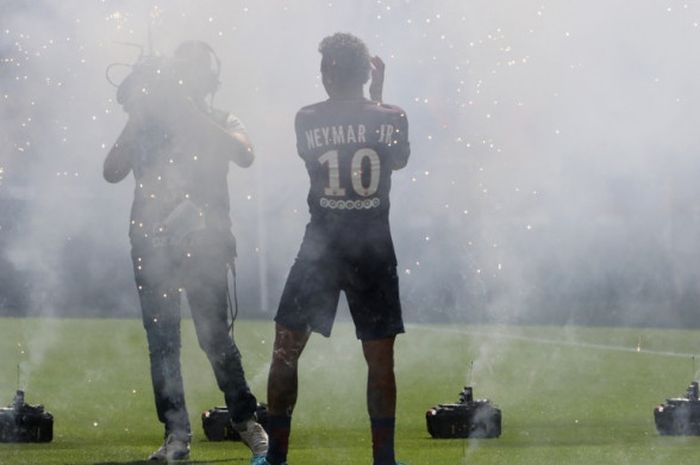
[1,0,700,330]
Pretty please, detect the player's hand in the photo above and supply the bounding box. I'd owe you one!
[369,55,385,103]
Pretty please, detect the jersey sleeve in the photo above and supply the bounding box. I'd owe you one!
[388,107,410,170]
[294,108,311,160]
[294,106,316,162]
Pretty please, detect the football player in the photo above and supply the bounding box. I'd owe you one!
[254,32,410,465]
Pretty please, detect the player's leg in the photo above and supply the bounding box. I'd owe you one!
[264,323,310,465]
[265,245,339,465]
[362,337,398,465]
[268,324,311,415]
[346,260,404,465]
[132,246,190,460]
[184,242,267,457]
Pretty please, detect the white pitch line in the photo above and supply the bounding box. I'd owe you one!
[408,325,698,359]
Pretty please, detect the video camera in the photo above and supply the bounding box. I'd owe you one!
[109,41,221,115]
[0,390,53,443]
[201,403,268,441]
[425,386,501,439]
[654,381,700,435]
[115,54,186,113]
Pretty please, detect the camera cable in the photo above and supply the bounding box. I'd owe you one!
[226,260,239,340]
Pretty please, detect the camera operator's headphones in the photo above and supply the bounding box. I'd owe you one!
[174,40,222,96]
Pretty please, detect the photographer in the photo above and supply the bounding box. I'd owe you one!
[104,41,267,462]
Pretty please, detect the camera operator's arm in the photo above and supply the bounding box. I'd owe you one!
[222,124,254,168]
[104,118,138,183]
[231,129,255,168]
[182,103,254,168]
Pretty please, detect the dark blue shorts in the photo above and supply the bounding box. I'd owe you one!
[275,224,404,341]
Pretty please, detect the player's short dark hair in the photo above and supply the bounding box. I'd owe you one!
[319,33,371,87]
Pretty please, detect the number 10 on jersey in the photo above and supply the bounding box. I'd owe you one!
[319,148,380,197]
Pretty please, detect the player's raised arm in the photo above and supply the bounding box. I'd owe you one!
[370,55,385,103]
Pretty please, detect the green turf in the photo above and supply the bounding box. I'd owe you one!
[1,318,700,464]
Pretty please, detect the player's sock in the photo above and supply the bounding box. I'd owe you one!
[266,415,291,465]
[370,417,396,465]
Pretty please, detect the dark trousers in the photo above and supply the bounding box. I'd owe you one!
[131,236,256,437]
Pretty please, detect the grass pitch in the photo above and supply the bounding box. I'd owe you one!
[1,318,700,465]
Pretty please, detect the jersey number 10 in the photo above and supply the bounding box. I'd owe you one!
[319,148,380,197]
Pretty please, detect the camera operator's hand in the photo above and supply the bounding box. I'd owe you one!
[124,84,194,129]
[122,93,155,124]
[120,84,169,124]
[369,55,385,103]
[163,94,212,135]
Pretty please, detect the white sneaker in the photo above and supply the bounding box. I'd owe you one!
[148,433,191,461]
[234,418,269,456]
